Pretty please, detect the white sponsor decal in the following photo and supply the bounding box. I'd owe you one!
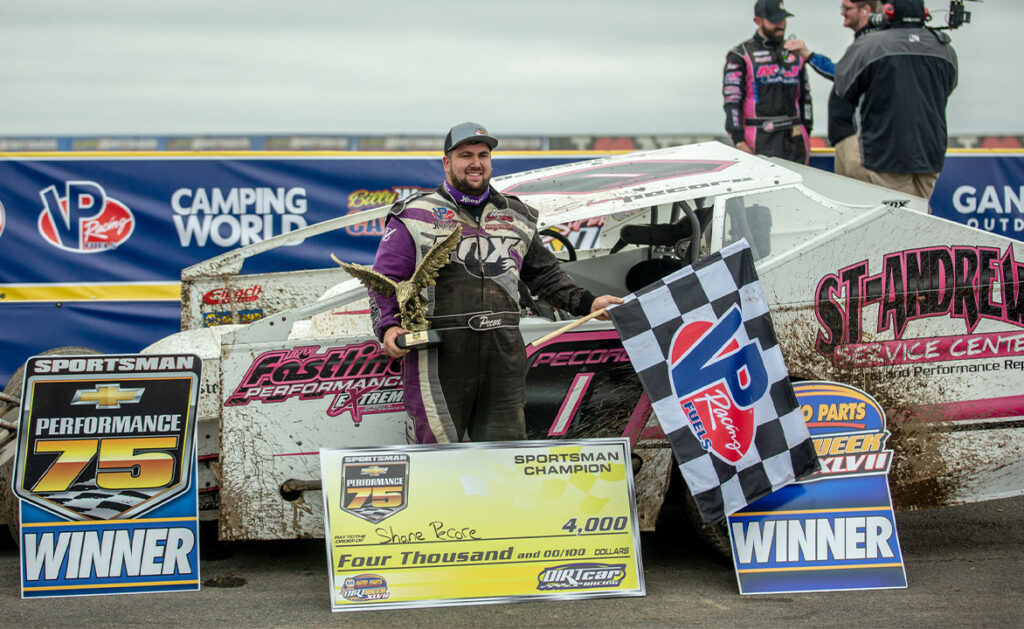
[171,186,308,247]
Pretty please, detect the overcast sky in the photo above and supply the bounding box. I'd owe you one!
[0,1,1011,137]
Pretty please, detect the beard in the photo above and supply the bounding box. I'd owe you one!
[450,170,490,196]
[765,25,786,43]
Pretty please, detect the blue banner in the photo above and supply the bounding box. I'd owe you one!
[931,154,1024,240]
[1,151,1020,385]
[728,381,906,595]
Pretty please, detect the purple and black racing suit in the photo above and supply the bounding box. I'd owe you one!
[723,31,813,163]
[368,183,595,444]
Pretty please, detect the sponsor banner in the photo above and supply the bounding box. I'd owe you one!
[728,381,906,595]
[0,151,1019,385]
[814,244,1024,369]
[13,353,202,598]
[320,439,644,611]
[0,301,183,389]
[0,156,583,286]
[933,155,1024,240]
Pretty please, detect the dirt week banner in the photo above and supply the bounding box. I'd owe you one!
[0,151,1020,385]
[319,439,644,611]
[727,381,906,595]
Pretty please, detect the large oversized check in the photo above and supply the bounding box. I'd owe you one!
[320,439,644,611]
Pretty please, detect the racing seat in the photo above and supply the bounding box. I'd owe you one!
[615,201,713,292]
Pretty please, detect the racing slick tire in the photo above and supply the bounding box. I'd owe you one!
[661,465,733,560]
[1,346,99,546]
[1,419,20,546]
[3,346,101,403]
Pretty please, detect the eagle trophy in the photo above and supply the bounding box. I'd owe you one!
[331,224,462,339]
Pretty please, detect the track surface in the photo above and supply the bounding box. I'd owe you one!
[1,496,1021,628]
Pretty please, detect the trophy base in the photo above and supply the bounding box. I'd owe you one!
[396,330,442,350]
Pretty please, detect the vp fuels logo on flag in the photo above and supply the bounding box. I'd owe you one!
[669,306,767,463]
[37,181,135,253]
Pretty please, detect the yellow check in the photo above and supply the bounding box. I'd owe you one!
[319,439,645,611]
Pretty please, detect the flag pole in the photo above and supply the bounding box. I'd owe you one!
[527,308,607,348]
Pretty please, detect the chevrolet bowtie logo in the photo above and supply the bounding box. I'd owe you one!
[71,384,144,409]
[361,466,388,476]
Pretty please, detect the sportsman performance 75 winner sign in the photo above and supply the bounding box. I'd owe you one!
[320,439,644,611]
[12,353,202,598]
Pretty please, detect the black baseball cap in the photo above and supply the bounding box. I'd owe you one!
[443,122,498,153]
[755,0,794,22]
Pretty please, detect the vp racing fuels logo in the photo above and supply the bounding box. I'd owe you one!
[537,563,626,590]
[341,454,409,523]
[223,343,403,426]
[669,306,768,464]
[38,181,135,253]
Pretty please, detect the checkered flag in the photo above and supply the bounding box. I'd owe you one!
[608,239,818,524]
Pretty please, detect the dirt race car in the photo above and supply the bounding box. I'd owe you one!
[2,142,1022,551]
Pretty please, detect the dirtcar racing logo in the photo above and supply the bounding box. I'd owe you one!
[815,245,1024,367]
[669,306,767,464]
[341,573,390,602]
[223,343,403,426]
[37,181,135,253]
[341,454,409,523]
[171,186,307,247]
[536,563,626,590]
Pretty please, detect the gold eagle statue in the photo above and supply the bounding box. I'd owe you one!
[331,224,463,332]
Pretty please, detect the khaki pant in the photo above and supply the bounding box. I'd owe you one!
[833,135,871,183]
[864,169,940,205]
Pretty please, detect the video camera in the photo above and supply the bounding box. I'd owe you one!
[868,0,979,31]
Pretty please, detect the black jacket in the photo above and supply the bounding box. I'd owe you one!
[723,32,813,163]
[805,25,878,145]
[835,24,958,173]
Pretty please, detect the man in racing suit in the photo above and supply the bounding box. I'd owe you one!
[723,0,812,164]
[368,121,621,444]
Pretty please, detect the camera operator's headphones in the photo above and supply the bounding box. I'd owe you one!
[881,2,929,24]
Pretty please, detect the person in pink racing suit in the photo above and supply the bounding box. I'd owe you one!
[723,0,813,164]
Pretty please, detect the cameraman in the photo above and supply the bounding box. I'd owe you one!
[834,0,958,203]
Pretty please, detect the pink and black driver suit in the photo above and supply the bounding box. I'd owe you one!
[368,183,596,444]
[723,31,813,163]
